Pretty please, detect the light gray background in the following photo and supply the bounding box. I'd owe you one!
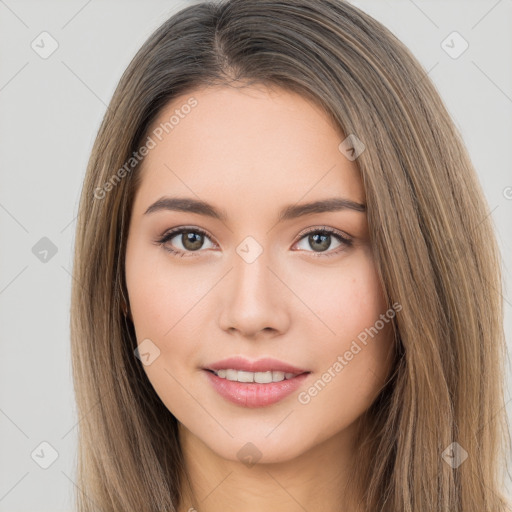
[0,0,511,510]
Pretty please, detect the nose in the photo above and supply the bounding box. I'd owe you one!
[218,248,291,339]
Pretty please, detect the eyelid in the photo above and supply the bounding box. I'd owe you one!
[295,225,351,242]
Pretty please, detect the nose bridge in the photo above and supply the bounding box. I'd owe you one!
[234,246,271,296]
[231,240,276,308]
[218,237,289,336]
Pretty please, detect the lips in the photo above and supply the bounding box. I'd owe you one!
[205,356,309,375]
[204,369,310,407]
[203,356,311,407]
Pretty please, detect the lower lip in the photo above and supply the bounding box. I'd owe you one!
[204,370,310,408]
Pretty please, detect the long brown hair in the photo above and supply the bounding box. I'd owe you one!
[70,0,511,510]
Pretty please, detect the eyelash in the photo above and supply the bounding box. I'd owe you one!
[155,226,353,259]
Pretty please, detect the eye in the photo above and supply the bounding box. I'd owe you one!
[155,227,216,257]
[155,225,353,258]
[294,226,353,257]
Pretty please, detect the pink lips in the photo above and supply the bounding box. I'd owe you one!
[203,356,310,408]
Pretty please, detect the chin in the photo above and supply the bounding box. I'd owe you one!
[198,427,311,466]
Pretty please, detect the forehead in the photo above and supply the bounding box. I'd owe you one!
[135,84,365,211]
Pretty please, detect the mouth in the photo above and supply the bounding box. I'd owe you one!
[202,357,311,407]
[203,369,311,408]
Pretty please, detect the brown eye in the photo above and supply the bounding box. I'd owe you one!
[180,230,205,251]
[157,227,216,257]
[295,227,353,257]
[307,232,331,252]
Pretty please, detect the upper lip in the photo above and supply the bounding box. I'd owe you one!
[205,356,309,374]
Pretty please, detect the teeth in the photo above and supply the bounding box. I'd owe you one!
[212,369,298,383]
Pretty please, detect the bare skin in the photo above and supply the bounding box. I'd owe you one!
[125,84,395,512]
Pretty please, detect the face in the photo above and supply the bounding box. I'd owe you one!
[125,84,395,464]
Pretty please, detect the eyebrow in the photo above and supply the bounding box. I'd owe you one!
[144,196,366,222]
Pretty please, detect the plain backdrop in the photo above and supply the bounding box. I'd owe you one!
[0,0,511,510]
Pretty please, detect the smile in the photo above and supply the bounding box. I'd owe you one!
[210,369,301,383]
[204,369,311,407]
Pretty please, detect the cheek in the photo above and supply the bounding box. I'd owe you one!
[296,250,388,346]
[125,242,206,339]
[125,243,211,389]
[125,246,203,415]
[297,252,394,399]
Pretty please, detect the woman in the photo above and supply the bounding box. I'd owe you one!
[70,0,511,510]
